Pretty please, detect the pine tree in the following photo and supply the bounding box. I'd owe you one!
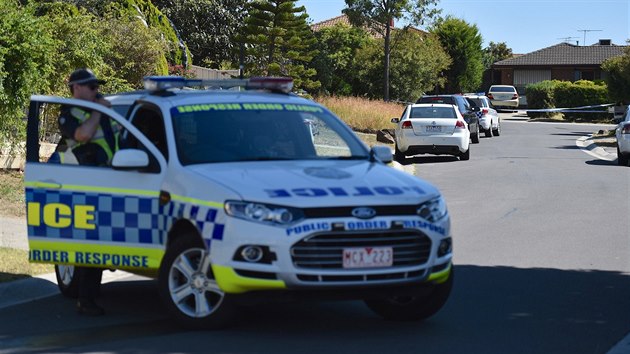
[237,0,320,91]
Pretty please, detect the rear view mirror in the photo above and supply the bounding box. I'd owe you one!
[391,117,400,123]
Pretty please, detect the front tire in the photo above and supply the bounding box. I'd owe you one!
[158,236,237,329]
[492,121,501,136]
[365,269,453,321]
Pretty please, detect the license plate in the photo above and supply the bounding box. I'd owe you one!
[426,125,441,132]
[342,247,393,269]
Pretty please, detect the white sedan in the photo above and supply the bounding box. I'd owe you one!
[616,106,630,166]
[391,103,470,161]
[487,85,519,109]
[465,95,501,137]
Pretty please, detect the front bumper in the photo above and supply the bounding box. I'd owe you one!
[209,216,452,294]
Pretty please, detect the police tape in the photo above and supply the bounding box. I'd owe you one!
[526,103,615,114]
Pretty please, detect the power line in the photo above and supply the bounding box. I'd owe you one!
[578,30,602,45]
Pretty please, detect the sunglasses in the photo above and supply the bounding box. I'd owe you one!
[80,83,99,90]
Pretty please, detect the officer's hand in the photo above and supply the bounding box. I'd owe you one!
[95,95,112,108]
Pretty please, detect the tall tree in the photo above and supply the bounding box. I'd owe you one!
[238,0,320,91]
[602,43,630,104]
[483,41,512,69]
[354,30,451,101]
[311,23,371,95]
[343,0,440,101]
[151,0,247,68]
[431,16,484,93]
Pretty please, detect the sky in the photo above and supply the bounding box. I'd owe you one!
[296,0,630,54]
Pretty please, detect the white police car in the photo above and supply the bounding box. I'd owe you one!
[26,76,453,328]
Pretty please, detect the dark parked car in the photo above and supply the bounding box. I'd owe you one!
[417,95,480,144]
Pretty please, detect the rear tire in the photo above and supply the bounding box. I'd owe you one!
[394,144,406,162]
[158,235,237,329]
[618,146,629,166]
[485,128,492,137]
[55,264,79,298]
[471,125,480,144]
[459,148,470,161]
[492,121,501,136]
[365,269,453,321]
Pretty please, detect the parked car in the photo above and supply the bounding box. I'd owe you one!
[487,85,519,109]
[615,105,630,166]
[464,94,501,137]
[391,103,470,161]
[417,95,480,144]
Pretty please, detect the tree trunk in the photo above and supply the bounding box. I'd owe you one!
[384,19,391,101]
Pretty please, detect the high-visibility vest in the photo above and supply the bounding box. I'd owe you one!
[62,107,119,165]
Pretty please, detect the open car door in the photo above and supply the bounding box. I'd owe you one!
[25,95,168,274]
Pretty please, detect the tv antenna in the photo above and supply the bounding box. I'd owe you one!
[557,36,579,45]
[577,29,602,46]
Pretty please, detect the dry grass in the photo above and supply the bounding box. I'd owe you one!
[0,247,54,283]
[315,96,406,132]
[0,170,25,218]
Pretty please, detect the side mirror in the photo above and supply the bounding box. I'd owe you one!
[370,145,393,164]
[112,149,149,170]
[391,117,400,124]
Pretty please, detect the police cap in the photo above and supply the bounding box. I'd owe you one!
[67,68,106,86]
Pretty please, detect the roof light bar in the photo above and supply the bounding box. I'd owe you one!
[143,76,294,93]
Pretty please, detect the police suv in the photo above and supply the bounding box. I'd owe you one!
[26,77,453,328]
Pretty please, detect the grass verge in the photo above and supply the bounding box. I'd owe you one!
[0,169,25,218]
[0,247,54,283]
[315,96,405,132]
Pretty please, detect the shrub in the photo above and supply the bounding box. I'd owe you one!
[525,80,611,121]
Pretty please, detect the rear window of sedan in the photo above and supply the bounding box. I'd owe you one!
[410,106,457,119]
[489,86,516,93]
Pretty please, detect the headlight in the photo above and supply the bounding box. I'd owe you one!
[417,196,448,222]
[224,200,304,225]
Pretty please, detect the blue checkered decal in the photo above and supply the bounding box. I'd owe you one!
[26,188,225,247]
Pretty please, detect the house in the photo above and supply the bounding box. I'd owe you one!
[311,14,427,37]
[491,40,626,93]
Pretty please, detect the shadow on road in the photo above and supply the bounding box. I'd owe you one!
[396,155,459,165]
[1,265,629,354]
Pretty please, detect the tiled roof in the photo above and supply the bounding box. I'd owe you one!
[311,14,427,37]
[494,42,626,66]
[311,15,350,32]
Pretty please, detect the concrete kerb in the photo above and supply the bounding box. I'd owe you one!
[0,267,134,310]
[576,135,617,162]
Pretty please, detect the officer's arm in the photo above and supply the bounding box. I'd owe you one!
[74,98,111,143]
[74,112,102,143]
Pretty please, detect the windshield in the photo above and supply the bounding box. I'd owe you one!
[171,102,368,165]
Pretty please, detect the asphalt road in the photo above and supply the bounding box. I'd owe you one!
[1,114,629,354]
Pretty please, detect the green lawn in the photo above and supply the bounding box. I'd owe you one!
[0,247,54,283]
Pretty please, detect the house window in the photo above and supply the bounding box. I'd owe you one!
[574,70,594,81]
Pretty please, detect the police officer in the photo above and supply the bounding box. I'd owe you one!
[57,68,119,315]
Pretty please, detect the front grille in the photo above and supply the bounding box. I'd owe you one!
[297,270,425,283]
[291,230,431,269]
[303,205,419,218]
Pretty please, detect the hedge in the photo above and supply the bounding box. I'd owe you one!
[525,80,611,121]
